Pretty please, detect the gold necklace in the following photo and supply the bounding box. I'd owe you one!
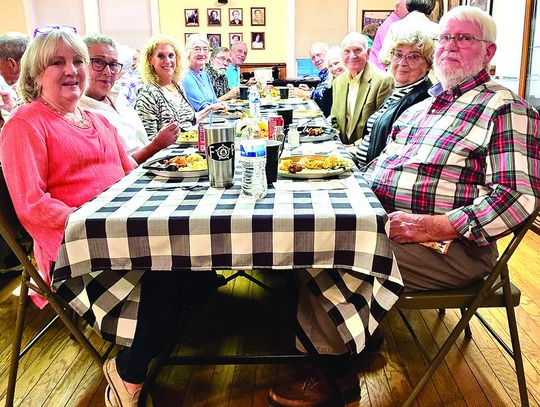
[40,98,91,129]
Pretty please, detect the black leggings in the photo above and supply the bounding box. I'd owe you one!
[116,270,221,383]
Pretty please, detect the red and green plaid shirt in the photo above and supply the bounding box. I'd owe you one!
[367,69,540,246]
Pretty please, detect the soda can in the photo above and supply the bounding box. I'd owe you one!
[268,115,284,140]
[197,122,206,153]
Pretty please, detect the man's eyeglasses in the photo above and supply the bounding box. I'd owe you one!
[33,25,77,38]
[192,46,210,53]
[215,55,232,64]
[391,51,424,65]
[435,33,488,48]
[90,58,123,74]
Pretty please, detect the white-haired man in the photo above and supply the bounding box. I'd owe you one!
[268,6,540,407]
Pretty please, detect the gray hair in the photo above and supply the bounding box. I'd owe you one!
[310,42,329,56]
[324,46,342,68]
[340,32,368,50]
[16,29,89,103]
[82,33,118,50]
[380,30,435,67]
[210,46,230,59]
[0,32,29,61]
[439,5,496,43]
[185,34,210,52]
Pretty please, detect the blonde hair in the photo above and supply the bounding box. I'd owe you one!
[139,35,183,85]
[16,29,89,103]
[380,30,435,67]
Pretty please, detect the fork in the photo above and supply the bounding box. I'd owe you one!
[145,185,205,191]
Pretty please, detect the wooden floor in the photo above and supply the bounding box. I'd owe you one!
[1,231,540,407]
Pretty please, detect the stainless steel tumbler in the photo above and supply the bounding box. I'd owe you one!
[205,124,236,188]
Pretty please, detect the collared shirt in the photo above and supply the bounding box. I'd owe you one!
[226,64,240,88]
[206,63,230,98]
[112,69,143,108]
[366,69,540,246]
[345,71,363,137]
[311,68,331,116]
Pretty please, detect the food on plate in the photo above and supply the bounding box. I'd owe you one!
[149,153,207,172]
[279,155,353,174]
[176,130,198,143]
[302,127,326,136]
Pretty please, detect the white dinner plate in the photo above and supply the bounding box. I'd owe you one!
[143,155,208,178]
[278,155,354,179]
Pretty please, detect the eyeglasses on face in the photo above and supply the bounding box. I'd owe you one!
[192,46,210,53]
[435,33,488,48]
[90,57,123,74]
[215,55,232,63]
[391,51,424,64]
[33,25,77,38]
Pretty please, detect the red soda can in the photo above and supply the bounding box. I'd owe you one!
[197,122,206,153]
[268,116,284,140]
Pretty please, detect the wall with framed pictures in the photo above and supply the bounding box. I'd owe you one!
[159,0,284,64]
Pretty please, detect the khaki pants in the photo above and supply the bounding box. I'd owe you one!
[297,240,499,354]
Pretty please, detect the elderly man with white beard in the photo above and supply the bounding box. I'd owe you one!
[267,6,540,407]
[206,46,239,101]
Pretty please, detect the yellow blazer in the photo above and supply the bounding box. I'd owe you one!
[331,63,394,145]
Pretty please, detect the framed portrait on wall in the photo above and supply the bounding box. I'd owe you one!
[251,32,265,50]
[465,0,492,14]
[229,8,243,26]
[251,7,266,26]
[361,10,392,30]
[207,34,221,49]
[208,8,221,26]
[185,9,199,27]
[230,33,243,47]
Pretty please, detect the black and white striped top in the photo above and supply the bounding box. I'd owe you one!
[356,77,425,166]
[134,83,196,140]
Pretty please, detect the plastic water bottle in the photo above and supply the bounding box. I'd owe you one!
[288,123,300,148]
[249,85,261,118]
[240,138,267,200]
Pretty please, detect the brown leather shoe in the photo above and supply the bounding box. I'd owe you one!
[268,369,360,406]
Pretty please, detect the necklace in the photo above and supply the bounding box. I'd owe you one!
[40,98,92,129]
[161,83,179,95]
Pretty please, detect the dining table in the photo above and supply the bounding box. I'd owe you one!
[52,99,404,355]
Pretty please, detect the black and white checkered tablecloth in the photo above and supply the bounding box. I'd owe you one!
[53,145,403,351]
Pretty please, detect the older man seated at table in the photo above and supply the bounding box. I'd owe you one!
[268,6,540,406]
[331,32,394,146]
[290,42,332,116]
[206,46,239,101]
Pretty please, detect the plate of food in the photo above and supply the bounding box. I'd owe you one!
[278,155,354,179]
[143,153,208,178]
[176,129,198,145]
[298,126,339,143]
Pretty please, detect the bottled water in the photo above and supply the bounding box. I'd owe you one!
[288,123,300,148]
[240,138,267,200]
[248,86,261,118]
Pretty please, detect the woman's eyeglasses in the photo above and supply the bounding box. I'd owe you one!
[90,58,123,74]
[391,51,424,65]
[33,25,77,38]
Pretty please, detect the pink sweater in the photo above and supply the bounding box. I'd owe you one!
[0,101,134,307]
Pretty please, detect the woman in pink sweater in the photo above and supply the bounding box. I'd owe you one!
[1,28,217,407]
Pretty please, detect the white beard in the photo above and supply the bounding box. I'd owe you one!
[434,51,486,90]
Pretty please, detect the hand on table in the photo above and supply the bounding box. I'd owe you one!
[289,86,311,99]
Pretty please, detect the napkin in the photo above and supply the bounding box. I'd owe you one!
[273,179,347,191]
[286,141,339,156]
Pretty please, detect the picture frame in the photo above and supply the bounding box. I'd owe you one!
[207,8,221,26]
[229,8,243,26]
[184,9,199,27]
[207,34,222,50]
[229,33,243,47]
[184,33,195,45]
[361,10,392,30]
[251,7,266,26]
[465,0,492,14]
[250,32,265,50]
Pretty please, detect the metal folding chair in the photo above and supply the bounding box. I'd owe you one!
[395,208,539,407]
[0,166,111,407]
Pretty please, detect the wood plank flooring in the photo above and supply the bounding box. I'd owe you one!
[1,231,539,407]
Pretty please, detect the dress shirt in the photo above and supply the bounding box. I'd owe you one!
[366,70,540,246]
[226,64,240,88]
[345,72,362,137]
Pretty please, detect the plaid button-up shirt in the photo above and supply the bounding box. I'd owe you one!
[367,70,540,246]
